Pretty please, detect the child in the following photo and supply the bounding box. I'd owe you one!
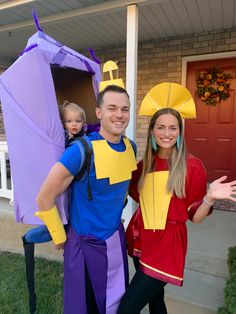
[22,101,86,313]
[60,100,86,145]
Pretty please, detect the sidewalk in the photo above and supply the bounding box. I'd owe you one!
[165,208,236,314]
[0,199,63,261]
[1,198,235,313]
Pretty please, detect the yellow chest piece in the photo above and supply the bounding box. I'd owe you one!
[140,171,172,230]
[92,138,137,184]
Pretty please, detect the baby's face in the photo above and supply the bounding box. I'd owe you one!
[63,109,84,135]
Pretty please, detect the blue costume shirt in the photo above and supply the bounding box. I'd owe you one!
[59,132,136,240]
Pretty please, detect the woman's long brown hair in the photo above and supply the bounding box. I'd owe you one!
[138,108,187,198]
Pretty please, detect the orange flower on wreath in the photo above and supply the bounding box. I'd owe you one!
[196,68,233,105]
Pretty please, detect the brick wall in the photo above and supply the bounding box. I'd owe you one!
[93,28,236,159]
[1,29,236,158]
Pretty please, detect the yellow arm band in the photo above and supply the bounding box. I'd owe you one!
[35,206,66,245]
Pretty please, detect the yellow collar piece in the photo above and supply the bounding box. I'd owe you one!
[140,171,172,230]
[139,82,196,119]
[92,138,137,184]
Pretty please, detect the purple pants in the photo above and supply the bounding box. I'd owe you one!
[64,224,128,314]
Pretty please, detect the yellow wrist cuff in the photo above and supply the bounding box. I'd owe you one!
[35,206,66,245]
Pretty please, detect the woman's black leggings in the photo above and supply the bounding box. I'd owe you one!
[117,258,167,314]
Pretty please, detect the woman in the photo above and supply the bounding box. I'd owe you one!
[117,83,236,314]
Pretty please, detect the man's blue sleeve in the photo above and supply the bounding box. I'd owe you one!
[59,142,85,176]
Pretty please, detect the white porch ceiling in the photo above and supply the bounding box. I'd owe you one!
[0,0,236,65]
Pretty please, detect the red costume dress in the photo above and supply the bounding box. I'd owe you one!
[126,154,211,286]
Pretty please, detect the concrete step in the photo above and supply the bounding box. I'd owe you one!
[186,249,228,278]
[127,257,221,314]
[162,211,234,314]
[165,268,224,314]
[141,298,217,314]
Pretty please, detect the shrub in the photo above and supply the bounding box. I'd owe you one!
[218,246,236,314]
[227,246,236,274]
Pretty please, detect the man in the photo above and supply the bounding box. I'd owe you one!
[35,85,137,314]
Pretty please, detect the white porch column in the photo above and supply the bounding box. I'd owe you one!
[125,4,138,141]
[123,4,138,226]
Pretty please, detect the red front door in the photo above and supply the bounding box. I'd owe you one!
[185,58,236,182]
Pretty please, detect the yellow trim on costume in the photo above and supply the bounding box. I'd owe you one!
[99,60,125,91]
[140,171,171,230]
[35,206,66,245]
[139,82,196,119]
[140,260,183,281]
[92,138,137,184]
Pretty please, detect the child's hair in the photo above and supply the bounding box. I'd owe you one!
[60,100,86,122]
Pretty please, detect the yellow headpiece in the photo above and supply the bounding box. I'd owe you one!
[99,60,125,92]
[139,82,196,119]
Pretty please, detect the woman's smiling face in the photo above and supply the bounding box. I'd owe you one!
[152,113,180,154]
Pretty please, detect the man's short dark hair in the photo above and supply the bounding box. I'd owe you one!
[96,85,129,107]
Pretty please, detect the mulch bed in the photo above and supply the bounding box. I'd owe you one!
[214,199,236,212]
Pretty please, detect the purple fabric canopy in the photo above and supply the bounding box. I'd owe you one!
[0,31,101,224]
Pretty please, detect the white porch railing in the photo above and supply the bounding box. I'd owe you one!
[0,141,13,204]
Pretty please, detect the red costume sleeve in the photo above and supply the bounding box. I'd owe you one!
[186,155,213,221]
[126,161,143,257]
[129,160,143,203]
[126,207,141,257]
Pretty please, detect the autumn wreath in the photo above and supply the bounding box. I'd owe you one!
[196,68,233,105]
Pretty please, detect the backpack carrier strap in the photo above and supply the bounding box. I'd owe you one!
[123,135,137,157]
[72,137,93,201]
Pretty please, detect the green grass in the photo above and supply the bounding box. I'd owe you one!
[0,251,63,314]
